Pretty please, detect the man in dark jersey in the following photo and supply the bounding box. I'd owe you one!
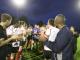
[0,13,20,60]
[47,14,75,60]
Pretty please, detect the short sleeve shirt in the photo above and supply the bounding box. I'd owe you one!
[45,26,60,42]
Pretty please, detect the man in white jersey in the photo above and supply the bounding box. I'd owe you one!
[6,22,24,60]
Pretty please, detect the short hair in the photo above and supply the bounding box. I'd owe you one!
[18,21,26,26]
[55,14,66,22]
[1,13,12,22]
[48,18,54,26]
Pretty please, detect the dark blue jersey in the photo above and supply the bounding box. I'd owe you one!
[47,26,74,60]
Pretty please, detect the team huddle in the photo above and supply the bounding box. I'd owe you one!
[0,13,78,60]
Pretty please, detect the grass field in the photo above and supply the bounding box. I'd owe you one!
[23,36,80,60]
[74,36,80,60]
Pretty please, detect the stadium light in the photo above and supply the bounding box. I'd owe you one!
[76,0,80,11]
[11,0,27,9]
[77,0,80,9]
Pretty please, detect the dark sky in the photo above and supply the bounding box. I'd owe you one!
[0,0,80,31]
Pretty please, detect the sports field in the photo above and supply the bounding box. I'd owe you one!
[74,36,80,60]
[23,36,80,60]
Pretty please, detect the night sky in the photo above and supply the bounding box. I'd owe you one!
[0,0,80,31]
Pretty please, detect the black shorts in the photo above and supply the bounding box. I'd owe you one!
[20,41,26,46]
[7,44,19,53]
[44,50,52,59]
[27,35,32,40]
[0,45,9,60]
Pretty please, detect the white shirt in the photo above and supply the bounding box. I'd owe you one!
[6,25,14,35]
[44,26,60,51]
[6,25,23,36]
[6,25,23,47]
[46,26,60,42]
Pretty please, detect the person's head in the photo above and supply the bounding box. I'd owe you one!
[1,13,12,27]
[18,21,27,27]
[13,21,20,28]
[47,18,54,27]
[70,26,75,33]
[34,24,39,28]
[54,14,66,28]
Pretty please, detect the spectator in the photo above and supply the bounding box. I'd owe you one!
[6,21,26,60]
[0,13,20,60]
[47,14,75,60]
[26,25,34,50]
[32,24,40,49]
[70,26,79,54]
[39,18,60,60]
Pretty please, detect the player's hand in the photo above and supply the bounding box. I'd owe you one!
[11,35,22,40]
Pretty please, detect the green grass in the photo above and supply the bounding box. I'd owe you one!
[74,36,80,60]
[22,49,44,60]
[22,42,44,60]
[22,37,80,60]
